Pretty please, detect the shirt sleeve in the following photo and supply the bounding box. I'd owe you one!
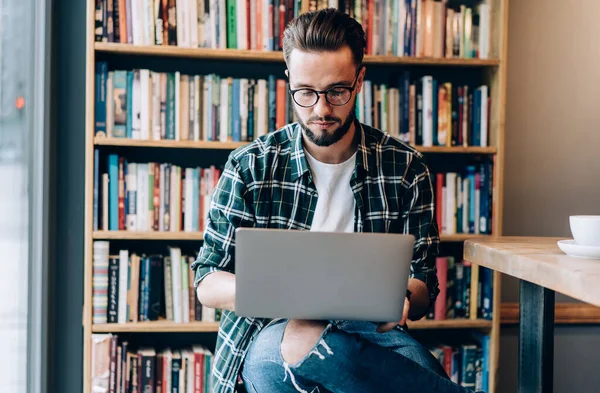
[190,155,255,288]
[402,156,440,311]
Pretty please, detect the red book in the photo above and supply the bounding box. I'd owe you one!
[434,257,448,320]
[436,173,444,233]
[276,79,287,129]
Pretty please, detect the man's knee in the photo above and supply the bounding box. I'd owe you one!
[280,319,329,364]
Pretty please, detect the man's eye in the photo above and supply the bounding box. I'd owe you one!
[328,89,346,96]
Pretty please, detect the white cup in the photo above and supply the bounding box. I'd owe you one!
[570,215,600,247]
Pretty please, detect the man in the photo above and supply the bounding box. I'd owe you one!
[191,8,480,393]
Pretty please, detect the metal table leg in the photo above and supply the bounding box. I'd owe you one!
[519,280,555,393]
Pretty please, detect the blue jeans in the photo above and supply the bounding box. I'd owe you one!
[242,319,476,393]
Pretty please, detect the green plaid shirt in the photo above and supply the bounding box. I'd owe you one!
[191,122,440,393]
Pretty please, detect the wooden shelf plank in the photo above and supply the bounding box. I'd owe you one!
[92,321,220,333]
[91,320,491,333]
[94,137,496,154]
[408,319,493,330]
[417,146,497,154]
[93,231,204,240]
[93,231,493,242]
[94,137,248,150]
[95,43,501,67]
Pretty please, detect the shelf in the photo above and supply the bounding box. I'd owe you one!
[417,146,497,154]
[92,321,220,333]
[95,43,501,67]
[408,319,493,330]
[94,137,496,154]
[94,137,248,150]
[91,319,490,333]
[93,231,492,242]
[93,231,204,240]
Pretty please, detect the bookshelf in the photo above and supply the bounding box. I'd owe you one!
[84,1,508,393]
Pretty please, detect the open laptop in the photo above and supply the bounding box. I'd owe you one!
[234,228,415,322]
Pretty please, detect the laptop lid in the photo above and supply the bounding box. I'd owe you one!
[234,228,415,322]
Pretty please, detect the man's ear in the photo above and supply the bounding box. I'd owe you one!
[357,66,366,94]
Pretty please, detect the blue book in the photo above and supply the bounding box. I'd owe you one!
[480,267,494,320]
[480,164,490,234]
[432,78,438,145]
[460,344,478,389]
[473,88,482,146]
[166,73,176,140]
[93,149,99,231]
[95,62,108,136]
[232,79,241,141]
[403,0,412,56]
[112,70,128,138]
[108,154,119,231]
[140,257,149,321]
[268,75,276,132]
[247,81,255,141]
[401,71,410,141]
[467,165,476,233]
[126,71,134,138]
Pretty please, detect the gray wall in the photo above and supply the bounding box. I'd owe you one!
[500,0,600,391]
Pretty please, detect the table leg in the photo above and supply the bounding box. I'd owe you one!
[518,280,555,393]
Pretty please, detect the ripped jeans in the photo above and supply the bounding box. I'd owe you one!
[241,320,478,393]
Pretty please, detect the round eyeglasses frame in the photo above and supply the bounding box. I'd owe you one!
[288,67,363,108]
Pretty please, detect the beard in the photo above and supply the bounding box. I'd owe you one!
[295,100,357,147]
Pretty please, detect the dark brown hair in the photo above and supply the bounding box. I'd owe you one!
[283,8,366,68]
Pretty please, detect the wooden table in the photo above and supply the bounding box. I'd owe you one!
[463,236,600,393]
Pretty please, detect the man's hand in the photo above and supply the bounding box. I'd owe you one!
[376,296,411,333]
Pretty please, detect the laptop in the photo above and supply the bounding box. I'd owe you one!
[234,228,415,322]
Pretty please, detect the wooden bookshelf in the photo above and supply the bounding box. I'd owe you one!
[94,136,497,154]
[95,42,501,67]
[84,1,509,392]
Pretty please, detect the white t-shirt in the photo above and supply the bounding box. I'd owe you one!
[304,150,357,233]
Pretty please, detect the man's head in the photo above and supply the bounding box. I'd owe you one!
[283,8,367,147]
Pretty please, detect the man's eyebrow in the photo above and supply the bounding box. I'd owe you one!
[292,78,355,89]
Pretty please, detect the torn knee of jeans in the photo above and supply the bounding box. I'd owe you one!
[281,322,334,367]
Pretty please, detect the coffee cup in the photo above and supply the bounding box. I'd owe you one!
[570,215,600,247]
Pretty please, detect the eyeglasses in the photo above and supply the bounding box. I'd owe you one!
[288,68,362,108]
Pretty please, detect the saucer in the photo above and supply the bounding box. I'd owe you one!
[557,239,600,260]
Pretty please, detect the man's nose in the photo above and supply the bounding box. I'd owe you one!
[313,94,333,119]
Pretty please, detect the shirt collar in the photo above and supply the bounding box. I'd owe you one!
[290,121,375,181]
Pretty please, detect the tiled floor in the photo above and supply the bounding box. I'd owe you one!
[0,164,28,392]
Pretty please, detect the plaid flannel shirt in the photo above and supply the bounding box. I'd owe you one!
[190,121,440,393]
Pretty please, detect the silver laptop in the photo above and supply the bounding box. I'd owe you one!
[234,228,415,322]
